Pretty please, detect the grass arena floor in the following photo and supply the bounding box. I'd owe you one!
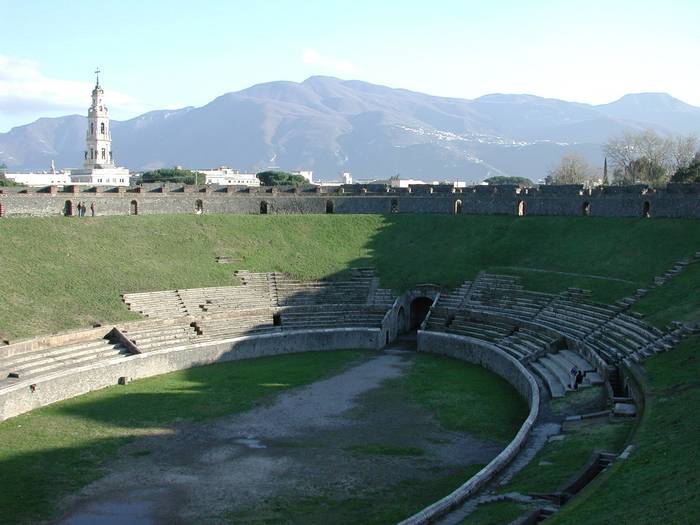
[0,349,527,525]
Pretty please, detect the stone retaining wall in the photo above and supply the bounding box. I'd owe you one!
[398,331,540,525]
[0,328,383,422]
[1,183,699,218]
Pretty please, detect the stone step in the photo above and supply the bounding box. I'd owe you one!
[0,339,115,372]
[530,362,565,398]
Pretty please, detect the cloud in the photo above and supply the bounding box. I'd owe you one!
[0,54,145,116]
[302,48,358,74]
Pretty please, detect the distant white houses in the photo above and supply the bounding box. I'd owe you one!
[195,167,260,187]
[4,163,72,186]
[317,172,354,187]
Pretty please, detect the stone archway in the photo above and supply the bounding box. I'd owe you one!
[582,201,591,216]
[643,201,651,218]
[195,199,204,215]
[410,297,433,330]
[454,199,463,214]
[517,200,526,217]
[397,306,408,334]
[325,200,334,214]
[64,200,74,217]
[130,200,138,216]
[260,201,268,215]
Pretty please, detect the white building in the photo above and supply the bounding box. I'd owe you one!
[196,167,260,186]
[317,172,353,187]
[69,69,131,186]
[5,160,72,186]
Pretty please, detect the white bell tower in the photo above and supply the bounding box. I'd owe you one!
[84,68,114,168]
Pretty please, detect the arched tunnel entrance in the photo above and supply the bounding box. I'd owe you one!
[409,297,433,330]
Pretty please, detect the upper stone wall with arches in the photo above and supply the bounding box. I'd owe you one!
[1,182,699,218]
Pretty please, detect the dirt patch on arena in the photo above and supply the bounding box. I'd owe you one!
[53,348,504,525]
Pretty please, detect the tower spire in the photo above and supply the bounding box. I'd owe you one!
[94,67,101,87]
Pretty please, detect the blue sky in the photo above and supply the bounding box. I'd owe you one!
[0,0,698,131]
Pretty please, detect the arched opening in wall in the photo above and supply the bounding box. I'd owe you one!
[390,199,399,214]
[325,200,334,214]
[397,306,408,334]
[582,201,591,216]
[517,200,526,217]
[130,200,138,216]
[643,201,651,218]
[260,201,268,215]
[454,199,463,214]
[195,199,204,215]
[410,297,433,330]
[272,313,281,326]
[64,200,73,217]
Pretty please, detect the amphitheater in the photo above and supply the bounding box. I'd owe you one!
[0,194,699,525]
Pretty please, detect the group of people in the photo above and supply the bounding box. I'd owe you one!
[570,366,586,390]
[73,201,95,217]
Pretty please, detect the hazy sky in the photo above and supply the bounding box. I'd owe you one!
[0,0,698,131]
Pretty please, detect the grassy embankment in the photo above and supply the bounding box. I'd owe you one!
[549,335,700,525]
[2,214,700,340]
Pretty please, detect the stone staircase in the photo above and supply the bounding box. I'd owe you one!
[529,350,602,399]
[0,336,132,385]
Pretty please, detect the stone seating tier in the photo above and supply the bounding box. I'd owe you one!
[0,339,130,385]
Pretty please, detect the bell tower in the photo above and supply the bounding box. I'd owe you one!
[84,68,114,168]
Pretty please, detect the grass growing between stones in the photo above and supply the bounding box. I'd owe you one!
[2,214,700,340]
[0,350,369,525]
[550,336,700,525]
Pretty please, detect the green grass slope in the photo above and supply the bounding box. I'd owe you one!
[551,335,700,525]
[2,214,700,340]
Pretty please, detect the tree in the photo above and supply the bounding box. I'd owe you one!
[603,130,698,186]
[140,168,204,185]
[0,163,23,187]
[602,157,609,185]
[627,157,667,187]
[256,171,309,187]
[672,152,700,183]
[545,153,596,186]
[483,176,534,187]
[670,135,699,173]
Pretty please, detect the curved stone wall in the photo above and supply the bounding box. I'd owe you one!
[398,331,541,525]
[0,328,383,422]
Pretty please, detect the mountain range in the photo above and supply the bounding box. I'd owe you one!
[2,76,700,182]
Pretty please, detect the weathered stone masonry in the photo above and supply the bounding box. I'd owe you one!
[1,182,699,218]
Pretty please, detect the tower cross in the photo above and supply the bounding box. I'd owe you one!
[94,67,101,86]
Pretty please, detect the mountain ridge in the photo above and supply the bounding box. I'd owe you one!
[2,76,699,182]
